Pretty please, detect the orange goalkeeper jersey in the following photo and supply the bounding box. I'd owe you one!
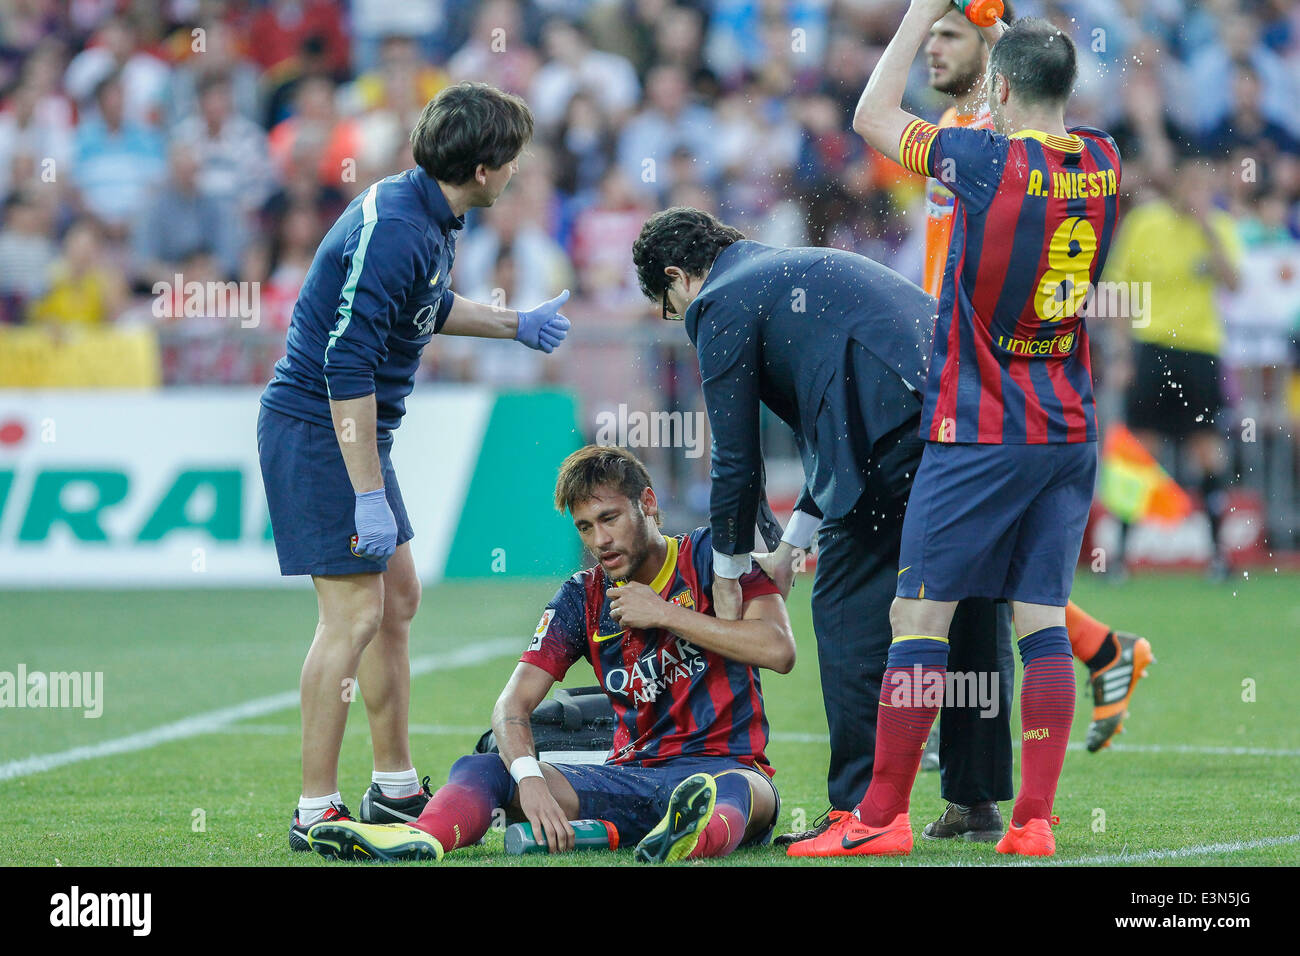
[921,104,994,298]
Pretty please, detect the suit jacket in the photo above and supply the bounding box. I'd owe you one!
[684,240,936,557]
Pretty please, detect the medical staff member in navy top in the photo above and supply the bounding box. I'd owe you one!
[258,82,572,850]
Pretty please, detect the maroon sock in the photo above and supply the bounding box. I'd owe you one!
[1013,654,1075,825]
[413,783,493,850]
[411,754,511,851]
[687,804,747,859]
[855,664,944,827]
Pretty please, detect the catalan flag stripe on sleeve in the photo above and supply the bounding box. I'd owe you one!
[899,119,940,177]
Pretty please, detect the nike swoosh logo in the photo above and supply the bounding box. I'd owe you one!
[429,270,440,286]
[842,830,892,850]
[375,806,420,823]
[897,566,911,577]
[593,630,626,642]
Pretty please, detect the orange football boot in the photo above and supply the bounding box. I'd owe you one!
[996,815,1059,857]
[786,810,913,858]
[1087,632,1155,752]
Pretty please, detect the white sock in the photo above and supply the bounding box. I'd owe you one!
[372,768,420,799]
[297,792,342,826]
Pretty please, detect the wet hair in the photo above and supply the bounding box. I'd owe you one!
[988,17,1077,106]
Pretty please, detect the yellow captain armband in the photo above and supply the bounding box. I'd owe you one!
[899,118,940,176]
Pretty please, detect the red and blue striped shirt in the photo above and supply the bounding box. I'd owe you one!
[898,120,1122,444]
[520,528,779,775]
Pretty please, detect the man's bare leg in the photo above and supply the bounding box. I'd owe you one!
[358,542,420,774]
[301,572,385,800]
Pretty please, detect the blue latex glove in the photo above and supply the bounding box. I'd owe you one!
[352,487,397,561]
[516,290,572,353]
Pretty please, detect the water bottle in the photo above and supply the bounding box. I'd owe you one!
[951,0,1004,27]
[504,819,619,855]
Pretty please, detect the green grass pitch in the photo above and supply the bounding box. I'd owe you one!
[2,570,1297,866]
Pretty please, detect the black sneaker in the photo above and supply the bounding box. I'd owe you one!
[921,801,1003,842]
[773,807,848,848]
[359,776,433,824]
[290,801,353,852]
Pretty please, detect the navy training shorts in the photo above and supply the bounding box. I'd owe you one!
[257,403,414,576]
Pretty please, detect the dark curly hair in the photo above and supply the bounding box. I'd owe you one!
[632,207,746,302]
[410,82,533,185]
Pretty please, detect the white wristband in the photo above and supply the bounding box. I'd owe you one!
[781,510,822,551]
[510,755,544,783]
[712,549,752,579]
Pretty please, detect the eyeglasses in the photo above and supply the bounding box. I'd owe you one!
[661,287,681,322]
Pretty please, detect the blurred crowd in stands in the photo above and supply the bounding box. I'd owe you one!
[0,0,1298,539]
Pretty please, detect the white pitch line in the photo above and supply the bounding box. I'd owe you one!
[770,731,832,744]
[769,732,1300,758]
[1063,833,1300,865]
[1097,742,1300,757]
[222,726,1300,757]
[218,723,486,737]
[945,832,1300,867]
[0,639,519,782]
[7,649,1294,781]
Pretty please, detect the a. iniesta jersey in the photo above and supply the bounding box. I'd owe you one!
[521,528,781,775]
[899,119,1122,444]
[260,166,462,433]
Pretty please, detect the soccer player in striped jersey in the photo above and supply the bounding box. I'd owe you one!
[305,446,790,863]
[792,2,1120,858]
[915,3,1153,814]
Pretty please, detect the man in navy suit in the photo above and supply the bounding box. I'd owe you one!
[632,207,1014,842]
